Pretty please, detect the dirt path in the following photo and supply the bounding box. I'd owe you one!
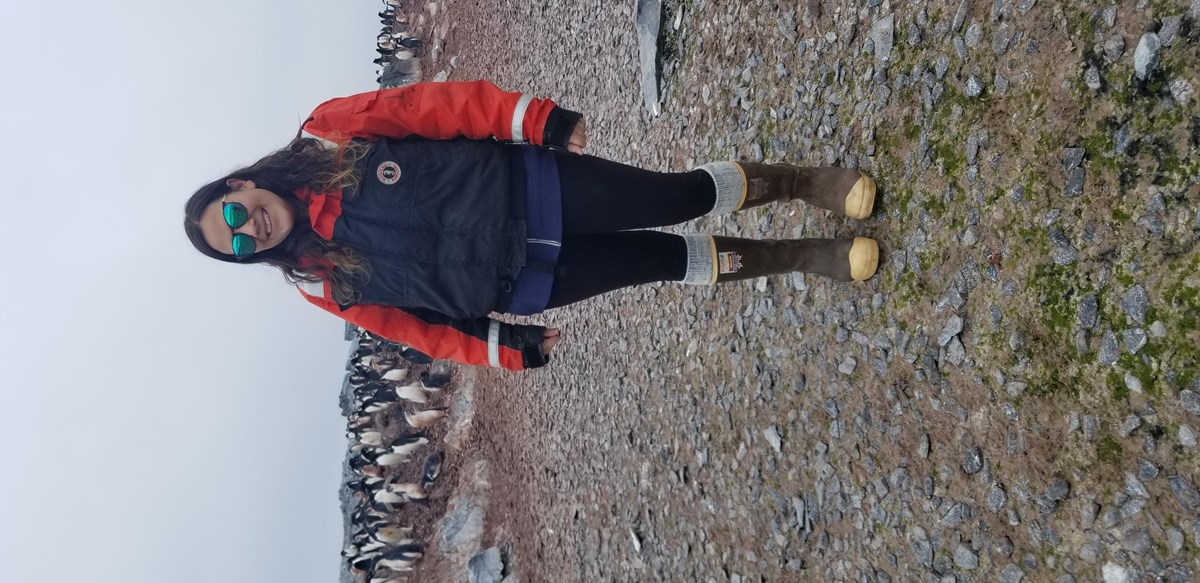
[403,1,1200,581]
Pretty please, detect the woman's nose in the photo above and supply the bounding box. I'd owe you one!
[235,215,261,239]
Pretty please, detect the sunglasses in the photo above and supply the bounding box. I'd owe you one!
[221,194,256,260]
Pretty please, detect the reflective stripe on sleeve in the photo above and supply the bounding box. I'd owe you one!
[487,320,501,368]
[300,131,339,150]
[297,280,325,297]
[511,94,533,142]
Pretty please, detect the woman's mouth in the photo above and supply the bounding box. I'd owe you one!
[262,209,273,238]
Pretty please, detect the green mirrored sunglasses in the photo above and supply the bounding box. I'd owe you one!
[221,194,256,260]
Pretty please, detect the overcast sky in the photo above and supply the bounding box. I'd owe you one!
[0,1,386,581]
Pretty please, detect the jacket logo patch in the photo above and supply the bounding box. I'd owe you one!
[376,161,401,185]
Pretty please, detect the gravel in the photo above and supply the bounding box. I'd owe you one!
[401,2,1200,581]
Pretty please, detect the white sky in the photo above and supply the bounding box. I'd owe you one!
[1,1,386,581]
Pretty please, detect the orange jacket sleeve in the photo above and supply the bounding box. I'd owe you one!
[301,80,582,147]
[297,282,549,371]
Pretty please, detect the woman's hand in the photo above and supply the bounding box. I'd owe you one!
[567,118,587,154]
[542,327,562,355]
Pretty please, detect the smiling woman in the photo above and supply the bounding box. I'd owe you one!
[201,181,294,257]
[183,81,878,372]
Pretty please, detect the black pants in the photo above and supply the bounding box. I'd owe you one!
[543,152,716,310]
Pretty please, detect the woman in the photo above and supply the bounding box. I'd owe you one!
[184,81,878,371]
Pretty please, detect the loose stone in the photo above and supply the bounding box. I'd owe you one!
[1125,473,1150,499]
[993,535,1015,557]
[1180,424,1197,448]
[938,315,963,346]
[935,54,950,79]
[764,425,782,454]
[1084,66,1102,91]
[1122,328,1147,353]
[1160,15,1182,46]
[963,447,983,474]
[1124,372,1143,394]
[1098,331,1120,365]
[1000,563,1024,583]
[1119,414,1142,437]
[1172,78,1195,106]
[1168,527,1185,554]
[1104,35,1125,61]
[870,15,895,65]
[1137,458,1156,479]
[987,483,1007,512]
[1063,167,1085,197]
[1133,33,1161,81]
[954,544,979,569]
[1046,477,1071,501]
[1167,475,1200,513]
[965,75,984,97]
[1121,285,1149,324]
[1102,562,1131,583]
[1181,390,1200,415]
[1122,528,1151,555]
[1079,294,1099,329]
[994,72,1010,94]
[1062,148,1085,171]
[965,22,982,47]
[946,337,966,366]
[1081,502,1099,529]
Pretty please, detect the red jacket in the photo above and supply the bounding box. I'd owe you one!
[294,81,580,370]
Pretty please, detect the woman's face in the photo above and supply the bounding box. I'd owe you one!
[199,179,296,257]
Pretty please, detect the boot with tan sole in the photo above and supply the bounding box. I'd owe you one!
[697,161,876,219]
[679,234,879,285]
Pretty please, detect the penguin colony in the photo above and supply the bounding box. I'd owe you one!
[340,327,453,582]
[374,0,424,88]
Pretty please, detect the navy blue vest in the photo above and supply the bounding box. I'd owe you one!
[333,138,560,318]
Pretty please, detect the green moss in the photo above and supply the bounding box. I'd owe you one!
[1096,436,1123,464]
[931,141,965,181]
[1109,371,1130,401]
[892,188,914,215]
[1111,207,1131,222]
[1029,264,1079,340]
[1118,352,1161,400]
[1032,367,1082,398]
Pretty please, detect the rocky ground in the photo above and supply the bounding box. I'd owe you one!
[383,1,1200,582]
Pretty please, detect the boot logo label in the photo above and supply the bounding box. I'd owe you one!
[718,252,743,274]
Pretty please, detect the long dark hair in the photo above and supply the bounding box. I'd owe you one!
[183,135,370,304]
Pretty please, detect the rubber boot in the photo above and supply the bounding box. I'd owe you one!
[698,161,875,219]
[680,235,879,284]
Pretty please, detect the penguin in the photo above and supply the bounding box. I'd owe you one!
[399,347,433,364]
[371,500,399,514]
[361,394,397,414]
[375,544,424,572]
[357,430,385,446]
[392,381,430,404]
[360,448,411,467]
[373,489,408,505]
[384,481,428,500]
[419,370,451,389]
[380,368,409,382]
[370,525,414,544]
[351,509,392,530]
[420,451,443,488]
[397,37,422,50]
[404,408,447,429]
[349,458,384,478]
[387,435,430,459]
